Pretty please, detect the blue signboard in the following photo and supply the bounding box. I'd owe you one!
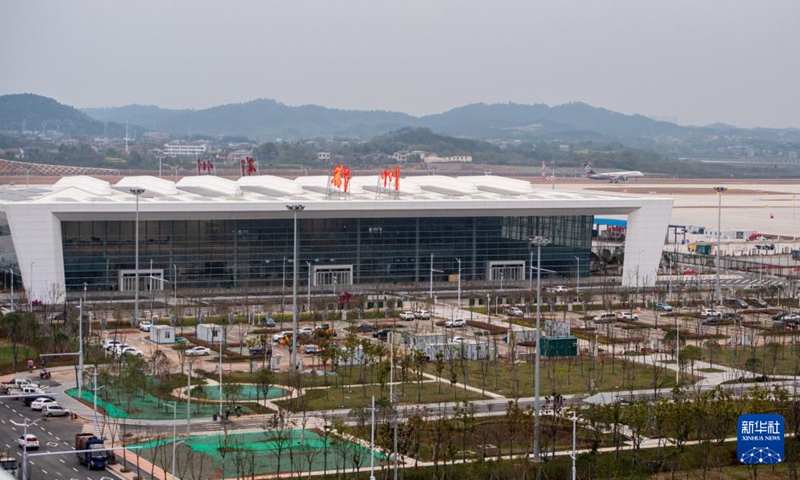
[737,414,784,464]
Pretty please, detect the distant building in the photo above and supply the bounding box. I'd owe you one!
[422,155,472,164]
[392,151,409,162]
[164,144,207,157]
[559,145,570,152]
[318,152,331,161]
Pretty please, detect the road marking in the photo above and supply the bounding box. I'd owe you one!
[60,458,65,463]
[47,441,59,447]
[42,469,48,475]
[56,436,61,441]
[73,467,79,472]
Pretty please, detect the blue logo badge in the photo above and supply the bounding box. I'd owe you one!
[737,414,784,464]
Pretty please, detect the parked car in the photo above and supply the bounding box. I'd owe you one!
[399,311,416,321]
[298,327,314,335]
[616,311,639,321]
[725,298,750,309]
[185,346,211,356]
[272,332,291,343]
[702,317,724,326]
[372,329,392,339]
[23,395,54,407]
[249,346,268,355]
[118,347,144,357]
[43,405,69,417]
[722,312,743,321]
[452,336,465,344]
[772,311,789,321]
[18,434,39,450]
[700,308,722,318]
[748,298,769,308]
[445,318,466,328]
[784,313,800,323]
[552,285,570,293]
[506,307,524,318]
[104,340,125,351]
[139,321,152,332]
[30,398,58,411]
[414,310,431,320]
[304,344,321,355]
[593,312,618,324]
[656,302,673,312]
[356,323,374,332]
[773,320,797,330]
[682,268,697,275]
[262,316,276,327]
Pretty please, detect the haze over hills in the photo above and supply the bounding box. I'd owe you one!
[82,98,800,148]
[0,94,128,137]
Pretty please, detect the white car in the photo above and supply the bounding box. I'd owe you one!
[118,347,144,357]
[415,310,431,320]
[272,332,291,343]
[185,346,211,356]
[553,285,570,293]
[298,327,314,335]
[139,321,152,332]
[18,434,39,450]
[616,311,639,321]
[701,308,722,318]
[42,404,69,417]
[452,336,465,344]
[445,318,466,328]
[104,340,125,351]
[399,311,416,321]
[30,398,58,411]
[506,307,524,318]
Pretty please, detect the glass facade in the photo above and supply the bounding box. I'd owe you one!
[0,213,20,291]
[61,215,593,292]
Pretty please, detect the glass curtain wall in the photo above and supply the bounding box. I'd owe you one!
[61,215,593,292]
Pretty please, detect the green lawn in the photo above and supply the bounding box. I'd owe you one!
[275,381,487,412]
[0,343,38,373]
[424,356,685,397]
[701,344,800,376]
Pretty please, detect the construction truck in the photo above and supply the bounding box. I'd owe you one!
[75,433,108,470]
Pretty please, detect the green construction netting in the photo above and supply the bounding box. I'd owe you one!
[129,430,389,477]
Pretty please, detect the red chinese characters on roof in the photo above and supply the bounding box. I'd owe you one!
[331,164,351,193]
[240,157,257,176]
[380,166,400,191]
[197,159,215,175]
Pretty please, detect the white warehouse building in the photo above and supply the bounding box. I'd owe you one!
[0,174,672,304]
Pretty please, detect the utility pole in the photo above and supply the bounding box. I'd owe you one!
[714,186,727,306]
[530,235,550,462]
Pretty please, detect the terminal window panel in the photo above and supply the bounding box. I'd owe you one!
[60,215,593,292]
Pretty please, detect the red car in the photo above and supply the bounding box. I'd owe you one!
[683,268,697,275]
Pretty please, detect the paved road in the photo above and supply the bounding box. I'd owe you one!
[0,375,126,480]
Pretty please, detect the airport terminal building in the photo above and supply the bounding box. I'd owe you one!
[0,175,672,303]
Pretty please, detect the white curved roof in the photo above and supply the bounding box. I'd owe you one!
[458,175,535,195]
[404,175,480,196]
[238,175,304,196]
[53,176,113,196]
[116,176,179,196]
[294,175,365,195]
[176,176,241,197]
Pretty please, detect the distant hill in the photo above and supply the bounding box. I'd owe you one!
[84,99,417,141]
[420,102,685,141]
[0,94,127,137]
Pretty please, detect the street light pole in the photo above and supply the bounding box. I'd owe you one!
[286,204,305,372]
[429,253,434,299]
[12,417,40,480]
[570,412,579,480]
[130,188,145,327]
[306,261,312,314]
[574,256,580,292]
[530,235,550,462]
[714,187,727,306]
[186,361,192,437]
[28,261,34,311]
[456,258,461,309]
[9,268,13,313]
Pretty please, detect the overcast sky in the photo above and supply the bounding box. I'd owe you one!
[1,0,798,128]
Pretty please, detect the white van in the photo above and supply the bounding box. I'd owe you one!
[593,312,618,324]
